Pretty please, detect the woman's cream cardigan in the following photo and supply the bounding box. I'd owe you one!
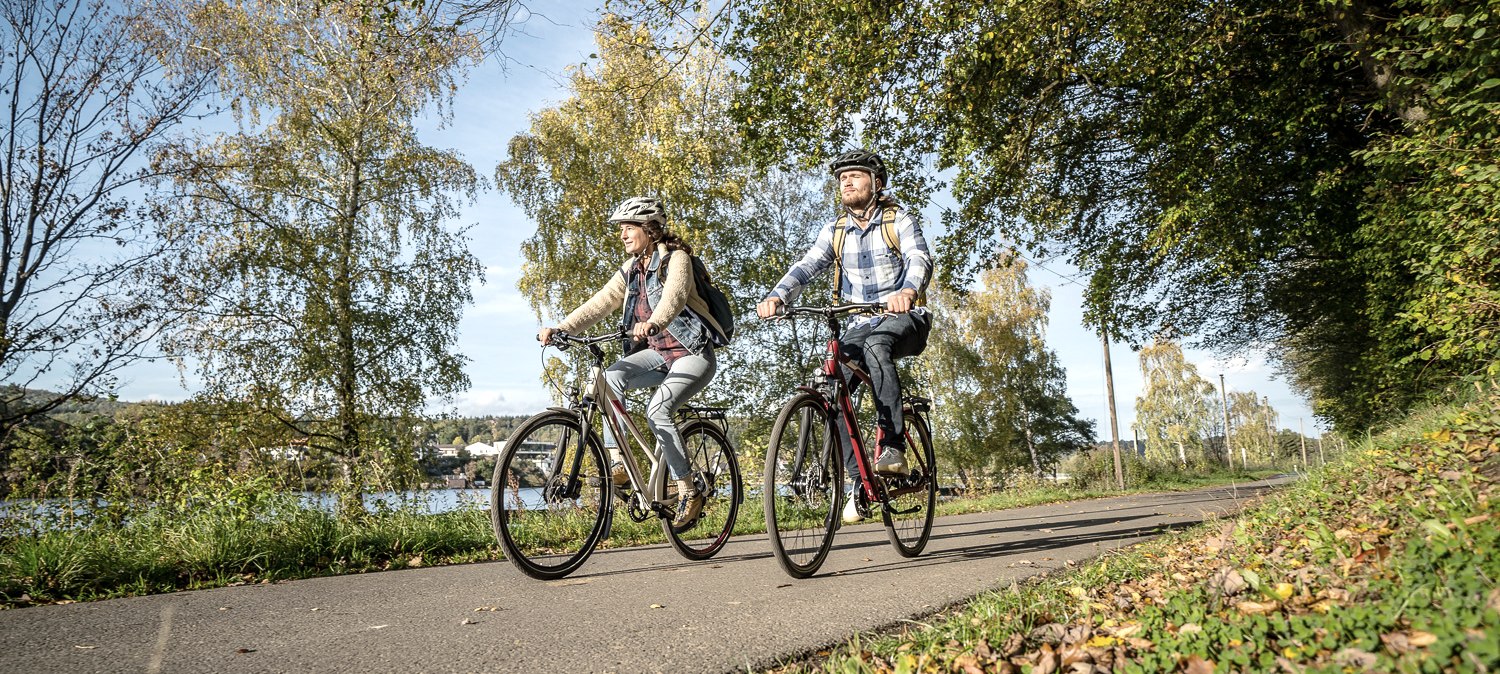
[556,244,724,340]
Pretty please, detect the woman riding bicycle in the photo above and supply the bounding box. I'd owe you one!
[537,196,726,531]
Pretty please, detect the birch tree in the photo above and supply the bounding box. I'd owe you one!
[1135,339,1218,467]
[1227,390,1278,466]
[919,258,1093,486]
[151,0,488,486]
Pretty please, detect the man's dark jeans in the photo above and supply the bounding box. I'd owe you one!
[837,311,931,477]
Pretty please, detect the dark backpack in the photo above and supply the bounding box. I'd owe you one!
[686,254,736,346]
[656,253,735,346]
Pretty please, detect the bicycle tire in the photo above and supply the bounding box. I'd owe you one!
[881,409,937,557]
[763,391,842,578]
[657,420,741,560]
[491,410,611,580]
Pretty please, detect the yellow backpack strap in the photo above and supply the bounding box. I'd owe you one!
[879,207,900,252]
[831,213,849,303]
[879,207,925,306]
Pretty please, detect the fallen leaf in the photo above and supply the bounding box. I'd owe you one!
[1180,654,1215,674]
[953,653,984,674]
[1178,623,1202,635]
[1235,600,1280,615]
[408,555,423,567]
[1333,648,1378,668]
[235,648,255,654]
[1033,644,1059,674]
[1270,583,1295,601]
[1352,545,1390,565]
[1210,567,1247,596]
[460,618,477,625]
[1408,631,1438,647]
[1381,631,1412,654]
[1029,623,1066,644]
[649,603,665,609]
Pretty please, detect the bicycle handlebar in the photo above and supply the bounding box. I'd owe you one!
[772,302,887,320]
[539,329,629,349]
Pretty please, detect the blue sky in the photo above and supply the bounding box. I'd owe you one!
[106,0,1321,436]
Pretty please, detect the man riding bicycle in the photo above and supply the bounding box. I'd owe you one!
[755,149,933,523]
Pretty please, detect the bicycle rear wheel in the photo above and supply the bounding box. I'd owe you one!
[491,411,610,580]
[880,408,937,557]
[764,391,842,578]
[658,420,741,560]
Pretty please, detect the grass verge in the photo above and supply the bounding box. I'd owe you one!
[0,466,1278,609]
[773,389,1499,673]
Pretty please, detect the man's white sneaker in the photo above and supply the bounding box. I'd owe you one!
[874,447,909,476]
[842,490,863,524]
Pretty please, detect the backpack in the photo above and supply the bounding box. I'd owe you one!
[688,254,736,346]
[657,252,736,346]
[830,206,924,305]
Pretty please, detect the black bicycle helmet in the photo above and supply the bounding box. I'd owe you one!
[828,149,889,186]
[607,196,667,228]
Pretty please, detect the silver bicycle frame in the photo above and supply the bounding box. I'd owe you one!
[585,361,667,512]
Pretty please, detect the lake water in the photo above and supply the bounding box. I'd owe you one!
[0,488,517,525]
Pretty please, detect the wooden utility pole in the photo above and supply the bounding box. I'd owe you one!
[1102,328,1125,490]
[1299,418,1309,469]
[1220,373,1235,468]
[1263,395,1276,462]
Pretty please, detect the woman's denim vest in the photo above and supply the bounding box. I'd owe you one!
[620,250,712,355]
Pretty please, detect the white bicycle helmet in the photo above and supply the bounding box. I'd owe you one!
[607,197,667,227]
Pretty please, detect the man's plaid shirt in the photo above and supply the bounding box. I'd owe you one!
[769,203,932,326]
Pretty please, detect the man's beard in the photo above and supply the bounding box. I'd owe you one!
[841,187,873,209]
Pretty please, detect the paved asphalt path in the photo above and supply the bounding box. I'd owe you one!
[0,477,1289,673]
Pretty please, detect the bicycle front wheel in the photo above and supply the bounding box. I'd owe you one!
[763,391,842,578]
[657,420,741,560]
[881,409,937,557]
[491,411,610,580]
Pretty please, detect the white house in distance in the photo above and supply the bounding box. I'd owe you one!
[465,441,502,457]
